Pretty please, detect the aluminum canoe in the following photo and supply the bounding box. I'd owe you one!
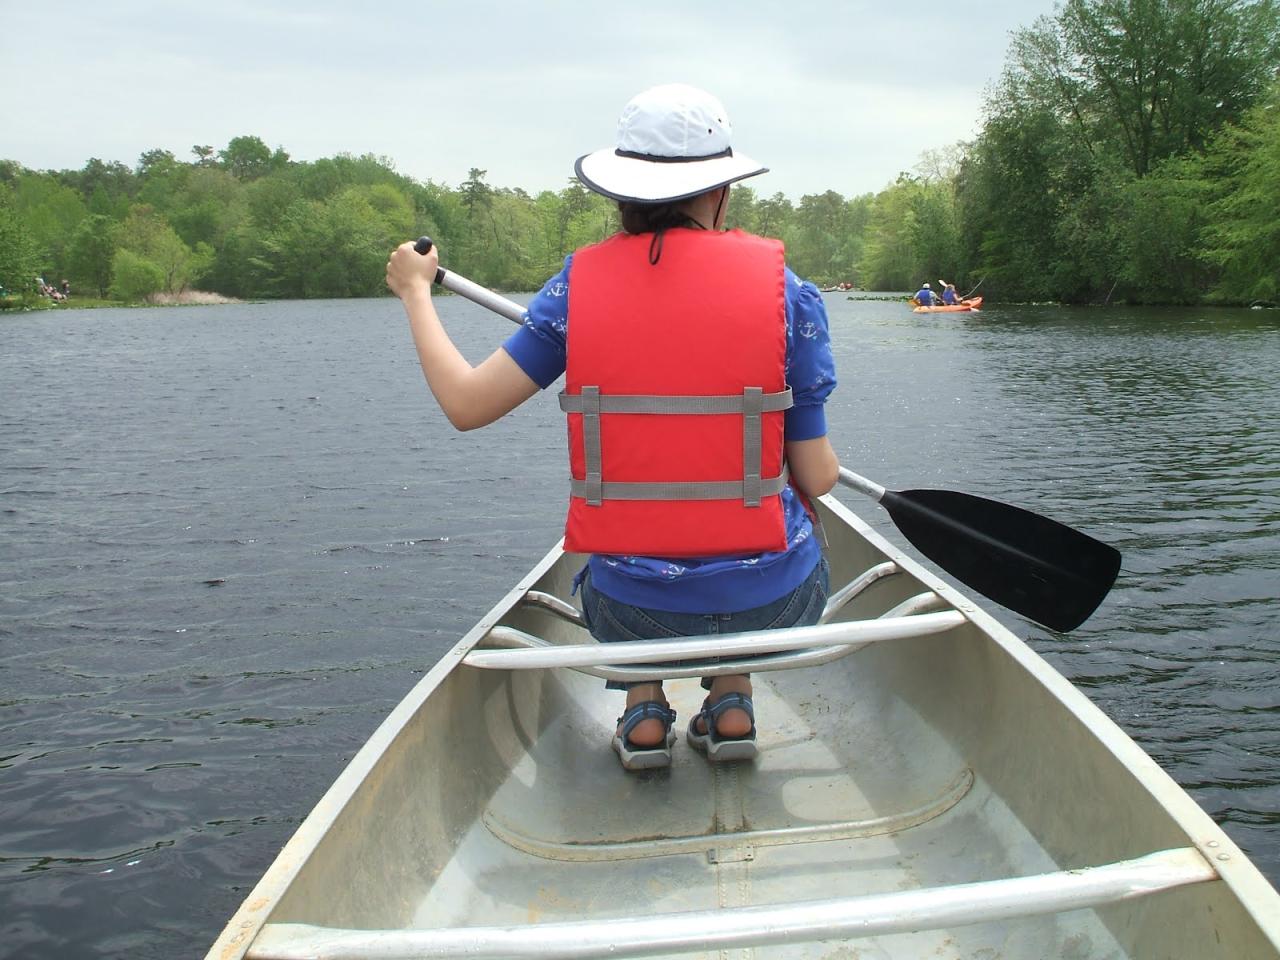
[207,492,1280,960]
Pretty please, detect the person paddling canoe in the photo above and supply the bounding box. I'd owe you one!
[385,83,840,772]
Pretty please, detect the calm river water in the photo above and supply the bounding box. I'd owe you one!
[2,294,1278,958]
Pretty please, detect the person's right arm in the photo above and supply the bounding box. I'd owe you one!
[387,242,539,430]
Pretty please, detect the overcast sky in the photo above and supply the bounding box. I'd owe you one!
[1,0,1058,200]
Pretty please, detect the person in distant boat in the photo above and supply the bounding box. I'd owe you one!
[386,83,839,773]
[914,282,937,306]
[939,281,958,305]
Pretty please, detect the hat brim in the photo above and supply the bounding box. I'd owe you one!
[574,149,768,204]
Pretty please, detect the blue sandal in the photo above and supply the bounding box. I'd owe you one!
[612,701,677,770]
[687,692,757,762]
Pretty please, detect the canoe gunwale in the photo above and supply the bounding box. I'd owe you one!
[245,848,1218,960]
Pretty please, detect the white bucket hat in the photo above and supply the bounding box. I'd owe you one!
[575,84,768,204]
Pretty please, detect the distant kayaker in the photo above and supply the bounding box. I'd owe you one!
[386,83,839,773]
[914,282,937,306]
[939,281,959,305]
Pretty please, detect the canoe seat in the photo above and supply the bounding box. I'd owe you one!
[467,607,963,681]
[469,561,956,682]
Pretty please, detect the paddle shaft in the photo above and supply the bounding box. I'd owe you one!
[405,243,1119,631]
[413,237,525,325]
[837,468,885,501]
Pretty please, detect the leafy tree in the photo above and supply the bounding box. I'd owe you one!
[219,135,273,180]
[136,148,192,212]
[460,167,493,215]
[62,157,136,213]
[0,185,42,300]
[250,186,405,298]
[66,214,119,296]
[856,175,962,292]
[1200,80,1280,301]
[0,159,24,186]
[1003,0,1280,177]
[109,248,166,301]
[167,166,245,248]
[11,171,88,278]
[958,99,1099,300]
[248,199,324,297]
[754,192,795,240]
[116,205,203,293]
[1116,157,1209,302]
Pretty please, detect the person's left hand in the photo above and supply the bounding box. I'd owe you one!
[386,241,437,300]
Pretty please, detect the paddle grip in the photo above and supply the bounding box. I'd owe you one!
[413,236,446,285]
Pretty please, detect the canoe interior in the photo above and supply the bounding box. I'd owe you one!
[213,497,1280,960]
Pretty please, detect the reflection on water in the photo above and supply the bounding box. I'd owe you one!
[1,296,1277,957]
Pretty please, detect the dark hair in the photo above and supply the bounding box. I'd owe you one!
[617,201,699,235]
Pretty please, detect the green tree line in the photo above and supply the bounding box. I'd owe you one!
[2,0,1277,307]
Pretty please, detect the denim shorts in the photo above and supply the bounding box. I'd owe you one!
[579,555,830,690]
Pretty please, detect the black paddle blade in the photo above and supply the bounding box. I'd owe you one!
[880,488,1121,632]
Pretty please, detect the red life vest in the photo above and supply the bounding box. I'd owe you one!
[560,229,791,557]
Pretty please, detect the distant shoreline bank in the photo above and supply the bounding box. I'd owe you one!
[145,290,242,306]
[2,290,244,312]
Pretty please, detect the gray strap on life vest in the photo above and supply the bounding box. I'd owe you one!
[743,387,763,506]
[581,386,603,505]
[558,388,792,415]
[562,386,792,506]
[568,466,791,502]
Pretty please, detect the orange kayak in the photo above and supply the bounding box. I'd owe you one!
[913,297,982,313]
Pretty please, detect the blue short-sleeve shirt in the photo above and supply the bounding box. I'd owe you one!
[501,249,837,613]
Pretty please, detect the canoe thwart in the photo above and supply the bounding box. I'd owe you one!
[467,612,966,672]
[819,560,901,622]
[482,624,884,682]
[482,564,930,682]
[514,560,906,634]
[520,590,585,626]
[516,558,906,631]
[881,591,951,619]
[246,848,1218,960]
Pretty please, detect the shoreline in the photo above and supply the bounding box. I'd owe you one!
[145,290,243,306]
[1,290,244,312]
